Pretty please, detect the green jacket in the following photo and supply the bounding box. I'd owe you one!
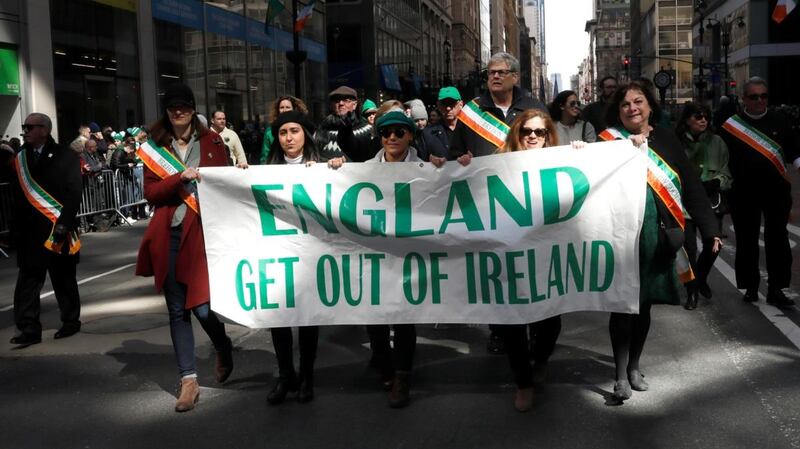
[260,126,274,164]
[680,131,732,191]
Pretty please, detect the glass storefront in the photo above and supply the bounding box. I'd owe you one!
[50,0,142,139]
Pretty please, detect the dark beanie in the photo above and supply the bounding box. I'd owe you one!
[271,110,315,137]
[162,83,196,110]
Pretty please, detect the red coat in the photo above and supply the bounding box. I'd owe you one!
[136,130,228,309]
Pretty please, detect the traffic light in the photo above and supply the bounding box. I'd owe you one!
[623,55,630,79]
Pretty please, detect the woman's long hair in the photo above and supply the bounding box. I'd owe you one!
[675,101,713,138]
[498,109,559,153]
[604,81,662,130]
[549,90,577,122]
[265,121,320,165]
[268,96,308,124]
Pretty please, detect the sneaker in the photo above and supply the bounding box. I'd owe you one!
[125,217,137,224]
[766,289,795,309]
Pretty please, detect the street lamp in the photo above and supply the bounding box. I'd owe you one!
[703,15,745,96]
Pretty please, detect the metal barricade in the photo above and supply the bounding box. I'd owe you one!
[0,182,12,258]
[113,166,147,213]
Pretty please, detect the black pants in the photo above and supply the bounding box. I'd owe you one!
[271,326,319,378]
[14,254,81,337]
[730,186,792,289]
[367,324,416,375]
[684,219,720,288]
[500,315,562,388]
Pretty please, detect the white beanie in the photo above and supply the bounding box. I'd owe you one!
[404,99,428,121]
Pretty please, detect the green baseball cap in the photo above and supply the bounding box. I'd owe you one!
[376,110,416,132]
[362,99,378,115]
[438,86,462,101]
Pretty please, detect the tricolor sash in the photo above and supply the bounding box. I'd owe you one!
[722,114,787,181]
[599,127,695,283]
[457,100,510,148]
[14,151,81,255]
[136,139,200,214]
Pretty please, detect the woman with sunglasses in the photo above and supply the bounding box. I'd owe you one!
[136,83,237,412]
[675,102,731,310]
[364,107,443,408]
[550,90,596,146]
[599,81,722,403]
[264,111,343,405]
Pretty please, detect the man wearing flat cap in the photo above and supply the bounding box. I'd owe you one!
[313,85,375,162]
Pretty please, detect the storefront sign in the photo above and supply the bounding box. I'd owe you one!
[198,141,648,328]
[0,47,20,96]
[206,4,246,42]
[151,0,203,30]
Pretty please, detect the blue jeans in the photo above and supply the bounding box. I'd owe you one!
[164,226,230,377]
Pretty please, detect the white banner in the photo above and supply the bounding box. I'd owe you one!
[198,140,647,328]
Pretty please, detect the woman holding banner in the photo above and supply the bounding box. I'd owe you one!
[264,111,343,405]
[136,83,236,413]
[598,81,722,402]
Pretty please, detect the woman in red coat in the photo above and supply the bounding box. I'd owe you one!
[136,83,236,412]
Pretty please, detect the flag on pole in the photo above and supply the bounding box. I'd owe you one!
[265,0,285,33]
[772,0,797,23]
[294,0,316,33]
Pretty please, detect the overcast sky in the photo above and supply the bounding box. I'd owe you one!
[545,0,593,81]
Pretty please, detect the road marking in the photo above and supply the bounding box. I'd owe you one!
[712,249,800,350]
[0,263,136,312]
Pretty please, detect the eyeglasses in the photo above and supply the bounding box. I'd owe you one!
[332,96,357,103]
[22,124,44,131]
[568,101,581,108]
[488,69,515,78]
[379,127,408,139]
[167,105,193,115]
[692,113,708,121]
[745,93,769,101]
[520,127,548,138]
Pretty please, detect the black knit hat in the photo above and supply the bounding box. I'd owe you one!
[271,110,315,137]
[162,83,196,110]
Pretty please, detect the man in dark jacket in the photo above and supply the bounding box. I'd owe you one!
[720,77,800,308]
[447,53,546,355]
[418,86,462,162]
[449,52,547,159]
[10,113,83,347]
[581,75,617,133]
[314,86,374,162]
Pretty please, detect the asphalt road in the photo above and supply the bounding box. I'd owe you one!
[2,201,800,448]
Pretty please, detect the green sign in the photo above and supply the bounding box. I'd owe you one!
[0,47,20,96]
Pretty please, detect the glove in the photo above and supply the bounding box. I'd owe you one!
[51,224,68,244]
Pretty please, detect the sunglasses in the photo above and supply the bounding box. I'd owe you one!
[332,96,356,103]
[567,101,581,108]
[379,127,408,139]
[692,113,708,121]
[745,93,769,101]
[520,127,548,138]
[22,124,44,131]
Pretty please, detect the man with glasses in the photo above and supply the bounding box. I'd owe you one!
[581,75,617,132]
[10,113,83,347]
[418,86,463,163]
[448,52,546,355]
[720,77,800,308]
[314,85,374,162]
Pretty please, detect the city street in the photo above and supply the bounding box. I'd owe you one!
[2,186,800,448]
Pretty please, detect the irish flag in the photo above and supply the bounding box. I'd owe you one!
[773,0,796,23]
[294,0,316,32]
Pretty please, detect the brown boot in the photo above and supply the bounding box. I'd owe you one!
[175,377,200,412]
[215,343,234,383]
[514,387,534,412]
[388,371,411,408]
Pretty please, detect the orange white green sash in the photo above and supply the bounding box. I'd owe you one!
[136,139,199,214]
[722,114,787,181]
[457,100,510,148]
[599,127,695,283]
[14,151,81,255]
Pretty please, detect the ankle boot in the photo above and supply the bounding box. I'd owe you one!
[388,371,411,408]
[298,371,314,404]
[266,375,298,405]
[215,339,234,383]
[175,377,200,412]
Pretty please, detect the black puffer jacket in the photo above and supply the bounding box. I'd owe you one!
[313,111,374,162]
[449,86,547,158]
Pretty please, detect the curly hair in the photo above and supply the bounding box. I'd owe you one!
[268,95,308,124]
[604,81,662,130]
[498,109,559,152]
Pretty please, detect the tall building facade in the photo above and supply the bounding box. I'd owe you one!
[693,0,800,107]
[520,0,546,97]
[450,0,481,94]
[0,0,329,141]
[593,0,631,84]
